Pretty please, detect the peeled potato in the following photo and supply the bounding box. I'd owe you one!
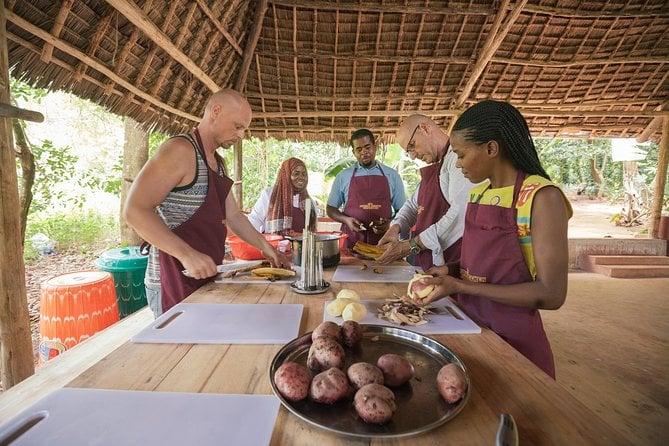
[407,273,435,300]
[337,289,360,301]
[342,302,367,322]
[326,298,353,317]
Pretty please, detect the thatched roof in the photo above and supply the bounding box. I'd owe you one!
[5,0,669,144]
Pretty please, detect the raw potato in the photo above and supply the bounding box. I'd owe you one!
[274,362,311,402]
[310,367,350,404]
[326,298,353,317]
[336,289,360,301]
[342,302,367,322]
[347,362,384,389]
[436,363,468,403]
[376,353,414,387]
[312,321,343,343]
[307,336,345,371]
[407,273,435,300]
[341,320,363,348]
[353,383,396,424]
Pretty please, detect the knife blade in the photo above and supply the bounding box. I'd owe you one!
[495,413,519,446]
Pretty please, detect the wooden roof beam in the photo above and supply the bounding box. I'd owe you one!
[40,0,74,63]
[247,93,662,109]
[521,4,669,18]
[259,49,668,66]
[194,0,243,55]
[269,0,491,15]
[637,102,669,143]
[451,0,527,113]
[104,0,219,91]
[234,0,268,91]
[254,109,669,119]
[74,8,115,83]
[5,11,199,122]
[260,49,470,64]
[270,0,667,18]
[492,56,669,67]
[7,30,196,127]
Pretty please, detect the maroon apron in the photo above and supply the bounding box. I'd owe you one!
[158,129,233,313]
[413,151,462,271]
[342,165,392,249]
[454,171,556,378]
[291,204,306,232]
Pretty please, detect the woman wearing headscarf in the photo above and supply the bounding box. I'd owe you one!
[248,157,317,234]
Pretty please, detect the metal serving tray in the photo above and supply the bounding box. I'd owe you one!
[269,324,470,439]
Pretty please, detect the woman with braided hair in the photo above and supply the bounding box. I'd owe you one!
[412,100,572,378]
[248,157,317,235]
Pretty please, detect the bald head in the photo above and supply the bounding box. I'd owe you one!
[198,89,252,150]
[397,114,449,164]
[204,89,250,118]
[397,114,433,147]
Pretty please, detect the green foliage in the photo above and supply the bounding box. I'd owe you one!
[24,210,119,260]
[80,151,123,195]
[25,140,80,213]
[149,131,170,157]
[535,138,620,197]
[10,78,47,103]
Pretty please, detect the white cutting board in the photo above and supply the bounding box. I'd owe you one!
[132,303,303,344]
[323,298,481,334]
[0,388,279,446]
[332,265,423,283]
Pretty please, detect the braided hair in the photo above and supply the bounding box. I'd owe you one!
[350,128,375,147]
[453,100,550,180]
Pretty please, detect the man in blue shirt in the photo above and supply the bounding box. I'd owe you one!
[327,129,406,249]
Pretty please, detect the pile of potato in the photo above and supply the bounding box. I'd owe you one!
[273,320,468,425]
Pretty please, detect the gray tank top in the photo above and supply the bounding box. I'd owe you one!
[145,133,224,285]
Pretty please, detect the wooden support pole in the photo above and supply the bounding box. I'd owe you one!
[0,1,35,389]
[649,117,669,239]
[233,141,243,208]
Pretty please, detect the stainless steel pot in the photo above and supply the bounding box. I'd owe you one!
[288,233,343,267]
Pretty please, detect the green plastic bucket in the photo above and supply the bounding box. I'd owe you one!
[95,246,148,318]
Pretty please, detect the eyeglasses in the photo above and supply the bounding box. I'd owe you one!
[405,125,419,153]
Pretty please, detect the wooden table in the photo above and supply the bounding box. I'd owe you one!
[10,257,629,445]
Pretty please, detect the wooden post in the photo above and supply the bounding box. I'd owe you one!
[649,117,669,238]
[233,141,243,208]
[120,117,148,245]
[0,2,35,389]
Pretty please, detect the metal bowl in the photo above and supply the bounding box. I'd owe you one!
[269,324,470,439]
[288,232,344,267]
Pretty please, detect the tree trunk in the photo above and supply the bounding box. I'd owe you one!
[0,2,35,388]
[120,117,148,246]
[12,118,35,241]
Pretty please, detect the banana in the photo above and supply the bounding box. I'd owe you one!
[352,241,384,259]
[251,267,296,278]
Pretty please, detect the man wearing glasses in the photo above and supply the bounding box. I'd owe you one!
[376,114,474,272]
[327,128,406,250]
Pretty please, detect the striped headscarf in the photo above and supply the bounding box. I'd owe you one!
[265,157,317,234]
